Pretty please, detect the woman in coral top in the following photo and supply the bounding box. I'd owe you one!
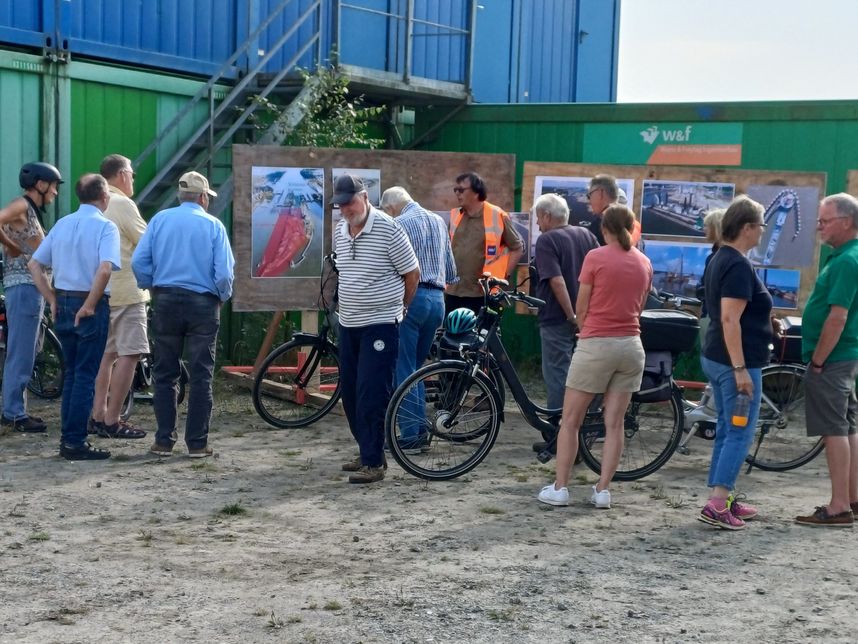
[538,205,653,509]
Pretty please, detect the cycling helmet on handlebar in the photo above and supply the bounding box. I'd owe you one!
[445,307,477,336]
[19,162,64,190]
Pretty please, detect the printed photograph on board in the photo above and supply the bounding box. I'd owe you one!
[251,166,324,278]
[643,240,713,298]
[641,180,734,237]
[532,176,635,255]
[330,168,381,244]
[510,211,531,265]
[756,267,800,309]
[745,185,820,268]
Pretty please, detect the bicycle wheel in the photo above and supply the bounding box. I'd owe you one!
[252,338,341,428]
[385,361,501,481]
[747,363,821,471]
[578,384,684,481]
[28,328,64,400]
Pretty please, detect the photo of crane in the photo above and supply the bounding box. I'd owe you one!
[745,185,820,267]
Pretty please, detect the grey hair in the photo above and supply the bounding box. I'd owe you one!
[380,186,412,210]
[178,190,204,203]
[703,208,725,242]
[533,193,569,224]
[822,192,858,228]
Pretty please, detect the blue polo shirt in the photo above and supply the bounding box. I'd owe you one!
[132,201,235,302]
[32,204,120,291]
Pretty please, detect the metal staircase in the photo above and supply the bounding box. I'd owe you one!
[132,0,324,220]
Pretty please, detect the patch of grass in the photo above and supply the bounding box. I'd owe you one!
[111,453,133,462]
[136,530,153,546]
[479,506,505,515]
[281,449,303,457]
[307,602,318,610]
[219,502,248,516]
[487,608,515,622]
[190,461,217,472]
[649,484,666,501]
[514,473,528,483]
[574,473,590,484]
[666,495,686,509]
[267,611,284,629]
[323,600,342,611]
[28,531,49,541]
[252,608,268,617]
[286,615,302,624]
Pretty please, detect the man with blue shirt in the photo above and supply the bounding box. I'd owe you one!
[381,186,456,453]
[28,174,120,460]
[132,171,234,459]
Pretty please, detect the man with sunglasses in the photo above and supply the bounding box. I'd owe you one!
[89,154,149,441]
[332,175,419,484]
[446,171,522,315]
[796,193,858,528]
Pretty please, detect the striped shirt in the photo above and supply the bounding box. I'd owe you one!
[396,201,457,288]
[334,207,418,328]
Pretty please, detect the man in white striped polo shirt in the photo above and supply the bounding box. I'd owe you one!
[332,175,419,484]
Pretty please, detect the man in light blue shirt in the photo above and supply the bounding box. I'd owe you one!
[380,186,457,452]
[132,171,234,458]
[29,174,120,460]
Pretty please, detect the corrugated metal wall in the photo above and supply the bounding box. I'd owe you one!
[0,56,43,206]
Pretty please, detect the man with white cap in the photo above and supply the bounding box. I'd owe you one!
[132,171,235,458]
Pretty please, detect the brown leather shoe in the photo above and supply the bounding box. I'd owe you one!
[342,455,387,472]
[795,506,854,527]
[348,466,385,484]
[188,446,213,459]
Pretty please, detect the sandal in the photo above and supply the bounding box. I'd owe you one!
[97,420,147,439]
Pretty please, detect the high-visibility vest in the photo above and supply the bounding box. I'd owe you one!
[449,201,510,279]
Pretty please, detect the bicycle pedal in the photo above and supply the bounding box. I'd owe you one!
[536,449,554,464]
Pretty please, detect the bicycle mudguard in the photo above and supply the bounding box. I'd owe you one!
[287,332,334,347]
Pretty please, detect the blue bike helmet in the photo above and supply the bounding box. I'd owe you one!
[446,307,477,335]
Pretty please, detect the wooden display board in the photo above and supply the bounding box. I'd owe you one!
[845,170,858,197]
[232,145,515,311]
[522,162,826,315]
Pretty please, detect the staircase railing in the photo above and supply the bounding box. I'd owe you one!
[133,0,321,212]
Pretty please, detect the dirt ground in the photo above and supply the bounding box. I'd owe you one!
[1,378,856,644]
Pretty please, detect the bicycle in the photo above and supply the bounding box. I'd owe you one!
[252,255,341,428]
[0,292,64,400]
[383,275,695,481]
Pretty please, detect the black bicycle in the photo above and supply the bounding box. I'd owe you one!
[252,255,341,428]
[384,276,696,482]
[0,293,64,400]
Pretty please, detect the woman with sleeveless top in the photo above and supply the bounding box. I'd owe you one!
[538,205,653,510]
[0,162,63,432]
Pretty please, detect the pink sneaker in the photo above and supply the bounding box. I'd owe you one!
[698,499,746,530]
[727,494,758,520]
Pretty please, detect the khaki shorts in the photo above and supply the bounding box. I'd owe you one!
[566,336,646,394]
[105,302,149,356]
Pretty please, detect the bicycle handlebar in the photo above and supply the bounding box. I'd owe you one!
[479,274,545,310]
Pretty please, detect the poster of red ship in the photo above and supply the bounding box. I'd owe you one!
[251,166,324,278]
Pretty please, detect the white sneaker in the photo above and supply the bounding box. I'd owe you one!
[590,485,611,509]
[538,484,570,506]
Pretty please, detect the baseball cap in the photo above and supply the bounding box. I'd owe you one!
[332,174,365,205]
[178,171,217,197]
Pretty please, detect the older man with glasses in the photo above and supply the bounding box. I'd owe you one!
[332,175,419,484]
[795,193,858,528]
[446,171,522,316]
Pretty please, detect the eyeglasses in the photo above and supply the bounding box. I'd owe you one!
[586,188,602,201]
[453,187,471,194]
[817,216,848,227]
[751,222,767,228]
[121,168,137,179]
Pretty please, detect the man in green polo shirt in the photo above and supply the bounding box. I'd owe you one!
[795,193,858,528]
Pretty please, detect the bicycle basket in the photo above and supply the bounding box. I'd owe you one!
[632,351,673,403]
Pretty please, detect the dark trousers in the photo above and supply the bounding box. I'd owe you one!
[151,289,220,449]
[54,294,110,447]
[444,294,484,317]
[338,322,399,467]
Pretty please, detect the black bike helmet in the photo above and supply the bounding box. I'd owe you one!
[19,162,64,190]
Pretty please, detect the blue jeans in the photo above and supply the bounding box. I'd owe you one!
[54,294,110,447]
[151,289,220,450]
[338,322,399,467]
[396,286,445,438]
[2,284,44,420]
[701,356,763,490]
[540,322,577,411]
